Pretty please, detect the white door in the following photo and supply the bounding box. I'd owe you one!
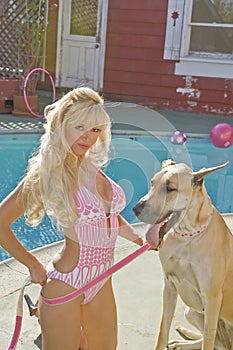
[56,0,108,90]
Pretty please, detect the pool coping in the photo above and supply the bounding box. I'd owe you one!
[0,125,209,139]
[0,107,213,139]
[1,100,233,138]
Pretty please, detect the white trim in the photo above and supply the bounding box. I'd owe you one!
[99,0,108,90]
[180,0,192,57]
[55,0,64,86]
[190,22,233,28]
[65,0,72,37]
[66,35,97,42]
[175,57,233,79]
[163,0,185,60]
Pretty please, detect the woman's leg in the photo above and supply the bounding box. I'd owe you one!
[39,279,84,350]
[81,278,118,350]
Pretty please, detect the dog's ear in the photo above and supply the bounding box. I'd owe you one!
[192,176,204,188]
[162,159,176,168]
[192,161,229,187]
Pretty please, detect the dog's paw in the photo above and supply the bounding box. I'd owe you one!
[167,339,202,349]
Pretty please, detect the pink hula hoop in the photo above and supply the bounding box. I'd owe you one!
[23,67,56,118]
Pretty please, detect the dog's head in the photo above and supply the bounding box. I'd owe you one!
[133,159,229,247]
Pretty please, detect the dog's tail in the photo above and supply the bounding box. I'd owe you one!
[173,317,202,341]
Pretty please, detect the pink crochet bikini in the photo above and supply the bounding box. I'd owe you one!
[46,170,126,304]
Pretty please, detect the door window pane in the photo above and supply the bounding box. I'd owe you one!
[70,0,98,36]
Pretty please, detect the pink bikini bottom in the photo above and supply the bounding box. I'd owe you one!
[46,246,114,304]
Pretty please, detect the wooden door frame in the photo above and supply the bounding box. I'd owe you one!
[55,0,109,90]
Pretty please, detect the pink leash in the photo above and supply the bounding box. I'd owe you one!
[8,276,31,350]
[8,243,150,349]
[42,242,151,305]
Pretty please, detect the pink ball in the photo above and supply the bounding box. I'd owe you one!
[210,123,233,148]
[171,131,187,145]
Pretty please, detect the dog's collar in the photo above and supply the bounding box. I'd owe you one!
[173,209,214,238]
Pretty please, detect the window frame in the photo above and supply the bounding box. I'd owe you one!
[164,0,233,79]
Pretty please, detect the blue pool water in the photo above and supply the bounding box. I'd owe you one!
[0,133,233,261]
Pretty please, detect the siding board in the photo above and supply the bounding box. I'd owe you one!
[105,71,183,88]
[106,34,165,49]
[104,81,178,99]
[106,46,164,61]
[105,58,174,75]
[108,21,165,36]
[108,9,166,24]
[109,0,167,11]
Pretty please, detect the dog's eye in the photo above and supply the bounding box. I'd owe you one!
[166,186,176,192]
[165,180,177,193]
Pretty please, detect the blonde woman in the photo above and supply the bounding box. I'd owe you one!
[0,87,145,350]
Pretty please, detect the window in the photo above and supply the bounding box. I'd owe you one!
[164,0,233,78]
[70,0,98,36]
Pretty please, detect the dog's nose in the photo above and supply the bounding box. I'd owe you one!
[133,202,145,216]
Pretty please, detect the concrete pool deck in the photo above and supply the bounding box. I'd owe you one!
[0,100,233,349]
[0,217,233,350]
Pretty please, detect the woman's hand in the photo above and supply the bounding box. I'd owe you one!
[133,235,145,246]
[28,259,47,286]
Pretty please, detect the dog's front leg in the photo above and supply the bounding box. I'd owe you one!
[155,278,178,350]
[202,293,223,350]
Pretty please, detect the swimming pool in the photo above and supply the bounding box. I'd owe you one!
[0,133,233,261]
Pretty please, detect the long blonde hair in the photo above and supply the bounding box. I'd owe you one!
[22,87,111,228]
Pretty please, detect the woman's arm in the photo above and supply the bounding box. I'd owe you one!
[0,182,47,285]
[118,214,145,246]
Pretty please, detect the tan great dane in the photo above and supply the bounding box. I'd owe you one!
[133,160,233,350]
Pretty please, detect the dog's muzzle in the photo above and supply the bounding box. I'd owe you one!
[133,201,145,217]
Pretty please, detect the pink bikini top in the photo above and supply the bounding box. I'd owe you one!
[73,170,126,246]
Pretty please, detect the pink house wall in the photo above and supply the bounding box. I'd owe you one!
[103,0,233,116]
